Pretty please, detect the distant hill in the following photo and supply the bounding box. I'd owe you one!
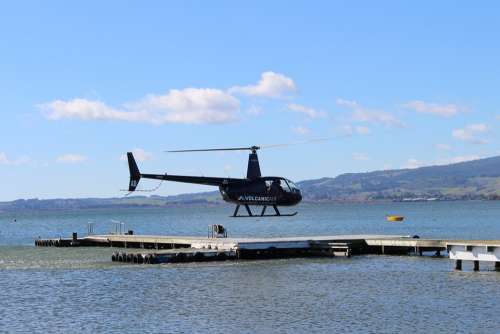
[0,191,223,212]
[298,155,500,201]
[1,155,499,212]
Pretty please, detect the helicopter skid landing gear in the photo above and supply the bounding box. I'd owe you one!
[231,205,298,218]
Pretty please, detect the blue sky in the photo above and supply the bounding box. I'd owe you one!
[1,1,499,201]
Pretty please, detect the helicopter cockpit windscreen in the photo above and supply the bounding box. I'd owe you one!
[285,179,299,191]
[264,178,299,193]
[265,179,289,193]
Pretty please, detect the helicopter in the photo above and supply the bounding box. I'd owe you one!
[126,146,302,217]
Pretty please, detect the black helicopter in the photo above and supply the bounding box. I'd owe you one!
[126,146,302,217]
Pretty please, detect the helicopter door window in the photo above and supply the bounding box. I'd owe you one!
[281,179,291,192]
[268,180,284,194]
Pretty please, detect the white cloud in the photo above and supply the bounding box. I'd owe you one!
[0,153,30,166]
[435,143,452,151]
[42,99,147,122]
[403,155,482,169]
[287,103,326,119]
[355,126,371,135]
[57,154,87,164]
[336,98,359,109]
[291,125,310,136]
[352,152,369,161]
[337,98,404,127]
[0,153,8,165]
[452,123,489,144]
[403,100,465,117]
[382,164,393,170]
[403,158,425,169]
[133,88,239,124]
[341,125,371,136]
[352,110,404,127]
[120,148,153,162]
[41,71,299,124]
[246,105,263,115]
[436,155,481,165]
[41,88,240,125]
[229,71,296,98]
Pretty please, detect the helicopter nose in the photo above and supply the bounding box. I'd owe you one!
[295,190,302,203]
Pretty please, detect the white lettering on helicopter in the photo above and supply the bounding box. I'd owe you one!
[238,195,277,202]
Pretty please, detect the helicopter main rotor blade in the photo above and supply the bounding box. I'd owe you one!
[166,146,259,153]
[166,136,345,153]
[259,136,343,149]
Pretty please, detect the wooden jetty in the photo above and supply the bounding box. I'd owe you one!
[34,233,422,262]
[36,233,409,251]
[34,232,500,270]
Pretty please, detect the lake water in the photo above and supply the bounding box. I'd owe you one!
[1,201,500,333]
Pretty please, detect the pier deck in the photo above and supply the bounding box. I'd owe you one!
[35,233,500,269]
[37,233,414,251]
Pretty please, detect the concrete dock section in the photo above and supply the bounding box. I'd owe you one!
[447,241,500,271]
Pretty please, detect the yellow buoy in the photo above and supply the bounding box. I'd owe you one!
[386,215,404,222]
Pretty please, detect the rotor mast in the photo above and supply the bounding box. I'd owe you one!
[247,146,261,180]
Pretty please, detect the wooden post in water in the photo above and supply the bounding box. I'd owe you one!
[455,260,462,270]
[496,262,500,271]
[473,261,480,271]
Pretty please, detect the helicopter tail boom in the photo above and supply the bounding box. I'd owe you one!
[127,152,141,191]
[127,151,243,190]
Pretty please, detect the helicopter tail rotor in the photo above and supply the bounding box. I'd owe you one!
[127,152,141,191]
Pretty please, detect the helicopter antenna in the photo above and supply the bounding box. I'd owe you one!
[120,178,165,196]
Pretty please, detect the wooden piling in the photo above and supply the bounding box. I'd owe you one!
[455,260,462,270]
[473,261,480,271]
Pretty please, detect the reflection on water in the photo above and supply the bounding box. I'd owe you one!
[1,202,500,333]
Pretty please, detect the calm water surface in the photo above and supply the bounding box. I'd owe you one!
[1,202,500,333]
